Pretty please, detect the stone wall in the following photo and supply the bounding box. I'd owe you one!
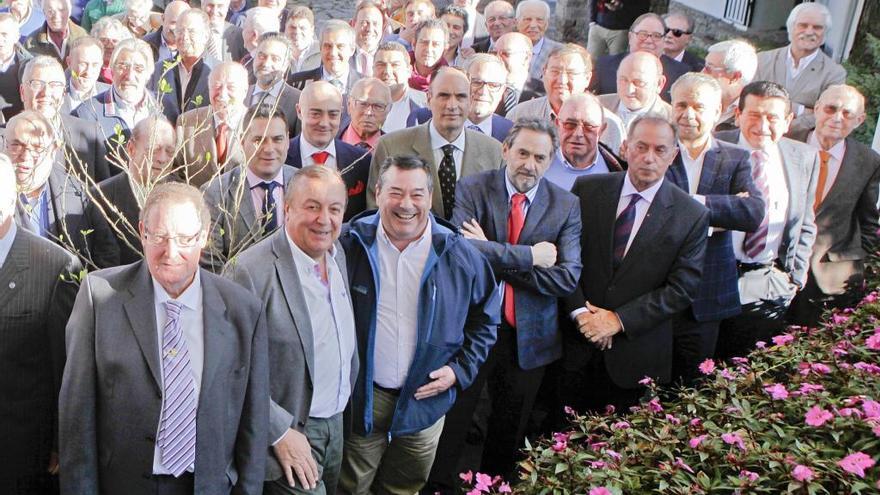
[667,0,788,51]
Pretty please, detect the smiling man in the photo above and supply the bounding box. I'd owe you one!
[289,20,361,95]
[247,34,302,138]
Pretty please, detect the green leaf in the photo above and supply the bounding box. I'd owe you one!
[158,78,172,95]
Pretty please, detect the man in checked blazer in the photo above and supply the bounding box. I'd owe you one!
[664,73,764,384]
[0,157,80,493]
[427,118,582,489]
[788,85,880,325]
[368,67,503,220]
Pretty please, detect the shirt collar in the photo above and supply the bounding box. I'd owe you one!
[556,147,605,171]
[152,269,202,311]
[787,45,820,71]
[737,132,781,164]
[0,222,17,269]
[342,124,380,149]
[807,131,846,161]
[377,213,432,252]
[503,168,539,204]
[621,171,663,204]
[679,136,714,161]
[255,78,285,98]
[285,226,336,272]
[245,166,284,189]
[464,117,492,136]
[429,121,466,152]
[531,36,545,57]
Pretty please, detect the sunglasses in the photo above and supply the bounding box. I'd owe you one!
[668,28,692,37]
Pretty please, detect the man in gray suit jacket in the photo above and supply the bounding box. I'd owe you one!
[59,182,269,495]
[515,0,561,80]
[226,166,358,495]
[754,3,846,134]
[368,67,503,219]
[788,85,880,325]
[715,81,819,359]
[247,34,302,138]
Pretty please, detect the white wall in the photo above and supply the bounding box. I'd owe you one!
[673,0,726,18]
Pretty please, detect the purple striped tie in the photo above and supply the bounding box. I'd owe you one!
[743,150,770,258]
[158,300,197,477]
[613,193,641,269]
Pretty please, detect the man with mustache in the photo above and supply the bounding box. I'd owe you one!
[753,2,845,134]
[247,34,302,138]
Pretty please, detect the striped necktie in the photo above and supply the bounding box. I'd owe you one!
[157,300,197,477]
[612,193,641,269]
[743,150,770,258]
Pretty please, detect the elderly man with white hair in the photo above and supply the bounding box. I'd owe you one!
[143,0,189,63]
[515,0,560,80]
[90,16,132,83]
[113,0,156,37]
[754,2,846,133]
[24,0,87,66]
[702,39,758,132]
[240,6,279,68]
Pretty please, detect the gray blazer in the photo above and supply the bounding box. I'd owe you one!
[366,123,503,218]
[201,165,297,273]
[58,262,269,495]
[716,130,819,289]
[528,37,562,80]
[246,83,303,137]
[754,46,847,133]
[225,231,359,481]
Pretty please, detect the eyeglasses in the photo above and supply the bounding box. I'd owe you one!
[819,104,861,121]
[560,120,601,134]
[630,30,666,42]
[617,76,650,89]
[142,229,203,247]
[702,64,729,77]
[353,99,388,113]
[667,28,692,38]
[470,79,505,92]
[113,61,148,74]
[546,68,586,79]
[6,140,49,156]
[26,80,65,91]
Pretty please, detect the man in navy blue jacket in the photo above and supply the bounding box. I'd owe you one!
[338,155,500,495]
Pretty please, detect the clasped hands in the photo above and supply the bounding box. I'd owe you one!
[575,301,622,351]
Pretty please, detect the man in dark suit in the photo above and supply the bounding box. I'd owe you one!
[0,156,80,495]
[288,20,361,95]
[788,85,880,325]
[338,77,391,152]
[662,12,704,72]
[203,0,248,62]
[87,116,177,268]
[59,181,269,494]
[591,13,690,102]
[247,34,302,138]
[143,0,189,63]
[715,81,819,359]
[150,9,216,123]
[561,115,709,412]
[664,73,764,384]
[227,165,359,495]
[286,81,371,222]
[469,0,515,54]
[202,104,296,274]
[428,118,582,488]
[62,36,109,116]
[0,14,31,121]
[491,32,545,110]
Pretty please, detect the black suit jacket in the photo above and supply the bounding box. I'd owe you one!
[0,49,31,121]
[679,49,705,73]
[60,114,112,181]
[0,229,79,480]
[150,56,216,123]
[592,52,690,102]
[563,173,709,388]
[86,173,142,267]
[472,36,491,53]
[286,137,371,221]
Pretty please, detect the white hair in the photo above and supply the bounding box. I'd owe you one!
[515,0,550,20]
[707,39,758,84]
[243,6,279,34]
[320,19,356,46]
[110,38,155,77]
[125,0,152,11]
[91,16,132,39]
[786,2,832,42]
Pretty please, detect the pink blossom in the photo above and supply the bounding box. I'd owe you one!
[590,460,607,469]
[722,433,746,451]
[731,357,749,365]
[863,400,880,419]
[862,292,878,303]
[698,359,716,375]
[866,332,880,350]
[638,376,654,386]
[792,465,814,483]
[772,334,794,346]
[467,489,481,495]
[837,407,863,418]
[475,472,493,492]
[674,457,695,474]
[873,425,880,437]
[720,368,736,380]
[854,362,880,374]
[755,341,767,349]
[612,421,630,430]
[838,452,876,478]
[805,406,834,427]
[832,313,849,325]
[647,398,663,413]
[798,362,812,376]
[498,483,511,493]
[811,363,832,374]
[739,470,759,482]
[606,449,622,462]
[689,435,707,448]
[799,383,824,395]
[665,414,681,425]
[604,404,616,415]
[689,417,702,427]
[551,438,567,452]
[459,471,473,484]
[563,405,575,416]
[764,383,789,400]
[589,488,612,495]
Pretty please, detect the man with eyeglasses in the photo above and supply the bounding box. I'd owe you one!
[340,78,391,152]
[354,1,384,78]
[373,41,426,133]
[471,0,515,54]
[662,11,703,73]
[286,81,372,221]
[545,92,624,190]
[592,12,689,102]
[62,36,110,115]
[508,44,626,156]
[246,34,302,139]
[598,51,673,131]
[702,39,758,132]
[408,19,448,92]
[91,17,132,85]
[515,0,561,81]
[0,13,31,122]
[490,32,545,111]
[60,180,269,495]
[20,55,111,183]
[787,84,880,327]
[585,0,649,61]
[24,0,87,67]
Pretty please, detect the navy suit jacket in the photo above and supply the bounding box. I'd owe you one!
[592,52,690,102]
[150,57,216,123]
[285,137,371,221]
[405,109,513,143]
[665,139,764,321]
[452,169,582,369]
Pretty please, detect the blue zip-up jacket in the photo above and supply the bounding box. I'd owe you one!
[339,211,501,437]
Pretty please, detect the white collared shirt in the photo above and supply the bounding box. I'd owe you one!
[286,232,357,418]
[429,121,466,177]
[732,135,790,265]
[245,167,285,227]
[112,87,151,131]
[671,49,685,62]
[465,117,492,136]
[787,46,820,80]
[179,63,195,98]
[617,172,664,257]
[383,89,427,133]
[322,67,350,94]
[151,271,204,475]
[373,219,432,389]
[679,137,713,198]
[300,138,338,169]
[251,79,285,106]
[0,222,17,269]
[0,52,14,73]
[807,131,846,200]
[293,41,317,73]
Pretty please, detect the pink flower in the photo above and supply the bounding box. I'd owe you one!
[647,398,663,413]
[665,414,681,425]
[837,407,863,418]
[722,433,746,451]
[739,470,759,482]
[862,292,878,303]
[689,435,707,448]
[475,472,494,492]
[863,400,880,419]
[731,357,749,365]
[606,449,622,462]
[799,383,824,395]
[838,452,876,478]
[674,457,695,474]
[551,438,567,452]
[755,341,767,349]
[604,404,616,415]
[812,363,832,374]
[805,406,834,427]
[638,376,654,386]
[832,313,849,325]
[873,425,880,438]
[459,471,473,484]
[689,417,702,427]
[589,488,612,495]
[792,465,814,483]
[590,460,607,469]
[854,362,880,374]
[772,334,794,346]
[866,332,880,350]
[720,368,736,380]
[467,489,481,495]
[764,383,789,400]
[698,359,716,375]
[498,483,511,493]
[612,421,630,430]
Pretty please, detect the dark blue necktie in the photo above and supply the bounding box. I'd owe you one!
[612,193,641,269]
[258,181,278,234]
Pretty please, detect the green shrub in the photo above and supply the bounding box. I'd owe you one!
[845,33,880,146]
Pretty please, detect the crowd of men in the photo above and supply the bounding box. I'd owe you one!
[1,0,877,493]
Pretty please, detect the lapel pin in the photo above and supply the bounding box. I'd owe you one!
[8,281,15,289]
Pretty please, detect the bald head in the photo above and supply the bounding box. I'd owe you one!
[493,32,532,80]
[617,51,665,111]
[814,84,866,148]
[208,62,248,115]
[298,81,344,149]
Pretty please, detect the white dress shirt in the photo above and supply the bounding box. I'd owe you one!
[286,233,356,418]
[151,272,204,475]
[112,88,151,131]
[246,167,285,227]
[0,222,17,270]
[179,63,195,99]
[732,135,790,265]
[429,121,466,177]
[465,117,492,136]
[678,138,712,203]
[373,220,432,389]
[807,131,846,200]
[300,138,338,169]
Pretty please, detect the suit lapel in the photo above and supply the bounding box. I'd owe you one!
[199,272,234,397]
[489,170,509,242]
[271,234,316,384]
[696,145,720,194]
[0,232,30,310]
[666,154,689,192]
[411,126,444,214]
[520,179,549,243]
[613,181,674,281]
[596,175,623,279]
[123,262,162,391]
[817,138,856,216]
[233,169,258,231]
[182,59,204,110]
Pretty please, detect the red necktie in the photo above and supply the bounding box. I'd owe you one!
[503,193,527,327]
[312,151,330,165]
[215,122,229,163]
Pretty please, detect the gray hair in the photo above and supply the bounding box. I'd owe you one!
[22,55,63,83]
[465,53,508,77]
[628,113,678,143]
[503,117,559,156]
[130,115,175,144]
[110,38,155,77]
[662,11,694,32]
[90,16,132,39]
[243,6,279,34]
[706,39,757,84]
[786,2,832,40]
[140,182,210,231]
[670,72,723,104]
[320,19,356,46]
[515,0,550,20]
